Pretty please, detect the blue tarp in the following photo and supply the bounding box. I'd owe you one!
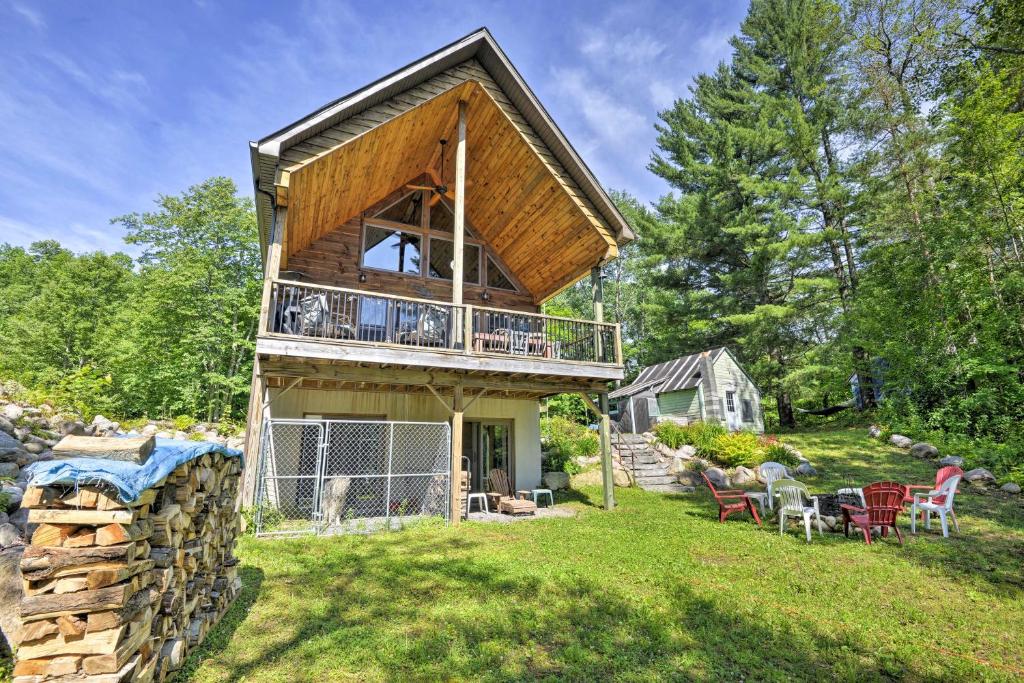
[25,438,243,503]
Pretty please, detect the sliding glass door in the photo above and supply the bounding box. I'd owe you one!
[464,420,512,492]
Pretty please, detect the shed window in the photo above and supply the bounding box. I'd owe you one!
[741,399,754,422]
[363,225,421,274]
[725,391,736,413]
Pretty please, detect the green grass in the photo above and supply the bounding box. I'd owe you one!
[174,429,1021,680]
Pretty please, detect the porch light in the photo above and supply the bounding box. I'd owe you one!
[480,289,491,302]
[358,271,367,283]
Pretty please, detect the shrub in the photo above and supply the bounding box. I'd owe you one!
[685,422,728,457]
[241,504,284,534]
[173,415,197,432]
[711,432,763,468]
[762,442,799,467]
[541,416,597,474]
[653,421,687,449]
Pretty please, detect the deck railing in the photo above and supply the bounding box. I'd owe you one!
[265,279,621,366]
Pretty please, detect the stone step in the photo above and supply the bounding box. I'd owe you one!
[642,483,696,494]
[635,475,678,486]
[620,456,662,466]
[628,463,669,473]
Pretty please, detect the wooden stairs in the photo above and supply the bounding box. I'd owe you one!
[614,433,694,494]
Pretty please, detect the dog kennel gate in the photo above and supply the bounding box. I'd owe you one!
[253,419,452,537]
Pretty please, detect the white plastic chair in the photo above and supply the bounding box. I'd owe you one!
[911,475,961,537]
[774,479,823,542]
[747,462,789,514]
[838,486,866,507]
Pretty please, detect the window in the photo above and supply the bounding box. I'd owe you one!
[486,255,515,290]
[376,193,422,225]
[741,399,754,422]
[428,238,480,283]
[363,225,421,274]
[725,391,736,412]
[429,200,454,232]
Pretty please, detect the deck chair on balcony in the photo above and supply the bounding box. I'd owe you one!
[487,468,536,516]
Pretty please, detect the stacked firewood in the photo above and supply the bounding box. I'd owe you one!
[12,453,242,682]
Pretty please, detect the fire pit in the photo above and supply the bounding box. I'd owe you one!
[814,492,863,519]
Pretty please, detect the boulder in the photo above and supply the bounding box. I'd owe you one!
[2,485,23,511]
[0,463,18,479]
[0,511,7,526]
[23,441,45,455]
[938,455,964,468]
[174,431,188,441]
[676,444,697,459]
[1000,482,1021,494]
[2,404,23,421]
[820,515,839,531]
[655,442,675,459]
[0,523,19,548]
[704,467,730,489]
[8,507,29,532]
[226,436,245,451]
[796,462,817,477]
[889,434,913,448]
[543,471,570,491]
[142,423,159,437]
[732,466,757,486]
[0,416,13,434]
[868,425,882,438]
[964,468,996,485]
[676,471,701,487]
[669,457,689,476]
[0,432,20,452]
[156,431,173,439]
[910,442,939,459]
[613,467,632,488]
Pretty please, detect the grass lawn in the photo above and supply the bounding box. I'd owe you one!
[174,428,1024,681]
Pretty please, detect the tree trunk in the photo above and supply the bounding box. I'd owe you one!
[776,391,796,429]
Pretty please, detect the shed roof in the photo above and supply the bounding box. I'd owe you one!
[610,348,730,400]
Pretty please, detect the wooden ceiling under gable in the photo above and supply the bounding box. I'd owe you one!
[278,74,619,303]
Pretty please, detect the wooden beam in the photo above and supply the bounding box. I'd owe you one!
[257,207,286,336]
[463,388,487,413]
[265,376,303,408]
[453,99,467,308]
[450,383,464,526]
[598,392,615,511]
[591,266,604,361]
[425,384,454,416]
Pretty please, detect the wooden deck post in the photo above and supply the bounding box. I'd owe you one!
[598,391,615,511]
[591,266,604,361]
[450,383,464,526]
[453,100,467,308]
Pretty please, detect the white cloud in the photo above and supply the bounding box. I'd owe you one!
[550,66,648,149]
[11,3,44,29]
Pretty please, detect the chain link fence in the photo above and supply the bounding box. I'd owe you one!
[254,419,451,537]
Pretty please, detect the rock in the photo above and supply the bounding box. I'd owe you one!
[543,471,570,491]
[59,420,87,436]
[1000,482,1021,494]
[0,463,19,479]
[868,425,882,438]
[0,512,6,526]
[570,469,608,488]
[732,466,757,485]
[83,424,97,436]
[704,467,730,489]
[226,436,245,451]
[142,423,159,437]
[669,457,688,475]
[820,515,838,531]
[0,432,20,453]
[2,404,23,421]
[796,462,817,477]
[964,468,996,485]
[156,431,173,439]
[174,431,188,441]
[2,485,23,510]
[938,455,964,467]
[0,416,13,434]
[677,471,701,487]
[23,441,45,454]
[0,523,19,547]
[910,442,939,459]
[612,463,632,487]
[13,427,30,442]
[655,442,675,459]
[889,434,913,448]
[677,444,697,459]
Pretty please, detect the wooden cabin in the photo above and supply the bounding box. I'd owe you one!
[610,348,764,434]
[241,28,633,531]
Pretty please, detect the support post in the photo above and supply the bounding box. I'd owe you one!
[450,383,464,526]
[599,392,615,510]
[591,266,604,361]
[453,100,467,309]
[241,357,265,507]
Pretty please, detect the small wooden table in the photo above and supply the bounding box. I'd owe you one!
[498,497,537,516]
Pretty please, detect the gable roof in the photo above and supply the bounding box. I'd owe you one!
[609,348,737,400]
[250,27,634,271]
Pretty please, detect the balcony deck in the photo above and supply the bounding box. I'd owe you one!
[256,279,624,390]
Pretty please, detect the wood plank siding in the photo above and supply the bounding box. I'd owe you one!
[712,352,764,432]
[656,388,703,422]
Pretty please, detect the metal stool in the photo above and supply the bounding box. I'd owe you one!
[466,492,489,515]
[531,488,554,507]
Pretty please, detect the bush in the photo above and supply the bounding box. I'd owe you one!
[762,442,799,467]
[173,415,197,432]
[542,416,598,474]
[653,421,687,449]
[241,504,284,534]
[711,432,763,468]
[653,421,728,457]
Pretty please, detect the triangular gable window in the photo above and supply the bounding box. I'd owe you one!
[375,192,422,226]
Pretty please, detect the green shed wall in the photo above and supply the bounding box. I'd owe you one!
[657,389,702,421]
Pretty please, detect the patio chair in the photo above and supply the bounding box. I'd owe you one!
[840,481,908,545]
[911,474,962,538]
[487,468,537,516]
[905,465,962,521]
[774,479,823,542]
[746,461,789,514]
[700,471,762,526]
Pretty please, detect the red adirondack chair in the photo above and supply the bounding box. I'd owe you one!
[840,481,909,545]
[904,465,963,524]
[701,471,762,526]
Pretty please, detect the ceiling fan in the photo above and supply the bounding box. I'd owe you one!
[406,139,468,207]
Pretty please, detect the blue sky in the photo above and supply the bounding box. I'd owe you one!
[0,0,746,255]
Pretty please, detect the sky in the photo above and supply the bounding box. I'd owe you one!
[0,0,746,255]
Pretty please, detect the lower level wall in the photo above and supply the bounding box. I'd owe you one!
[264,388,543,491]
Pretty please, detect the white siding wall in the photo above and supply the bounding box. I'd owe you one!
[266,389,544,489]
[712,353,764,433]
